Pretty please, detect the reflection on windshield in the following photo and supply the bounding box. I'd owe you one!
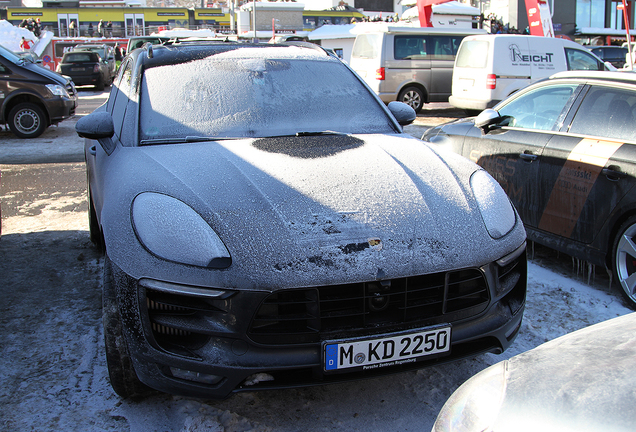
[140,55,395,141]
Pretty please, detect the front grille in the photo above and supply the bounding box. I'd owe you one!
[248,268,490,345]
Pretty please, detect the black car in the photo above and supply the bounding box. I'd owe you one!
[589,45,628,69]
[422,70,636,308]
[57,51,110,90]
[73,43,117,84]
[0,44,76,138]
[76,41,527,399]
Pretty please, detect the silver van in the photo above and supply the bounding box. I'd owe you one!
[350,27,485,112]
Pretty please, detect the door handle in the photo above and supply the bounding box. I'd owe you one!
[602,167,627,181]
[519,152,538,162]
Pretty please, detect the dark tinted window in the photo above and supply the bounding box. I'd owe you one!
[498,84,579,131]
[64,53,97,63]
[569,86,636,142]
[139,50,394,141]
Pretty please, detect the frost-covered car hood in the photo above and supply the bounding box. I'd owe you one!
[102,133,525,290]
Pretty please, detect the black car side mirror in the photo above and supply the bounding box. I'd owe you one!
[388,101,417,126]
[76,111,116,155]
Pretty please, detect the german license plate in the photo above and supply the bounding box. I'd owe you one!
[71,68,84,72]
[324,325,451,372]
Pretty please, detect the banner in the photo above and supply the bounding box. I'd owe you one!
[416,0,452,27]
[525,0,554,37]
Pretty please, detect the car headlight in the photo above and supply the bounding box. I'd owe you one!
[46,84,69,98]
[470,170,516,239]
[132,192,231,268]
[432,362,508,432]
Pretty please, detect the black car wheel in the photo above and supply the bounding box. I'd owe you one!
[398,86,424,113]
[613,216,636,308]
[8,103,46,138]
[95,76,105,91]
[103,255,151,398]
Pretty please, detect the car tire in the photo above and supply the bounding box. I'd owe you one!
[612,216,636,308]
[103,255,151,398]
[8,103,46,139]
[88,190,104,253]
[398,86,424,113]
[96,76,105,91]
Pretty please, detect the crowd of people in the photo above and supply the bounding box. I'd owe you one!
[18,18,41,38]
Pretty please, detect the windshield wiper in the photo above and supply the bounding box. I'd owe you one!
[140,136,234,145]
[295,130,348,137]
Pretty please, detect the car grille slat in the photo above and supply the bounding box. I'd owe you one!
[248,268,492,345]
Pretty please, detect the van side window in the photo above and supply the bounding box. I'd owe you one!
[569,86,636,142]
[429,36,464,60]
[566,48,603,71]
[394,36,427,60]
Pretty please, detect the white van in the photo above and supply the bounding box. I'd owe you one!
[350,27,485,113]
[449,34,614,113]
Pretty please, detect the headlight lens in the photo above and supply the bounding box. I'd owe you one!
[470,170,516,239]
[46,84,69,98]
[432,362,508,432]
[132,192,231,268]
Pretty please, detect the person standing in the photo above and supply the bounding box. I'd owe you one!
[107,21,113,37]
[88,22,94,37]
[69,20,76,37]
[20,36,33,51]
[98,19,104,37]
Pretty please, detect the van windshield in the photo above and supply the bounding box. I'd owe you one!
[352,34,382,59]
[455,40,489,68]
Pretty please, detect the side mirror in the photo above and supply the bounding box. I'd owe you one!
[388,101,417,126]
[474,109,501,130]
[76,111,116,154]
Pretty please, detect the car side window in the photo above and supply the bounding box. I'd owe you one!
[498,84,579,131]
[566,48,603,71]
[568,86,636,142]
[394,36,426,59]
[110,59,134,138]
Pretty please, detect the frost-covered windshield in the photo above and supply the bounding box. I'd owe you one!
[139,53,395,141]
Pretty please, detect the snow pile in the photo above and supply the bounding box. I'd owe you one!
[0,19,37,52]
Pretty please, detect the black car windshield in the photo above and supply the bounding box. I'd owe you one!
[139,50,396,141]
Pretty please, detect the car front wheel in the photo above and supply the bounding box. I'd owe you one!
[613,216,636,308]
[103,255,151,398]
[398,86,424,113]
[8,103,46,138]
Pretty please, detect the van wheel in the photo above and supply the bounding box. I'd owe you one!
[8,103,46,138]
[398,87,424,113]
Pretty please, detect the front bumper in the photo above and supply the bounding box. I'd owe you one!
[111,244,527,399]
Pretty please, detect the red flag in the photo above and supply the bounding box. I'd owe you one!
[525,0,544,36]
[416,0,452,27]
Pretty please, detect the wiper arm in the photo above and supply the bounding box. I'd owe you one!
[140,136,225,145]
[295,130,348,137]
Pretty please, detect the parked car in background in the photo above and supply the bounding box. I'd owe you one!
[77,41,527,399]
[449,34,614,114]
[423,71,636,308]
[73,43,117,83]
[432,312,636,432]
[350,26,485,113]
[589,45,629,68]
[0,44,76,138]
[57,50,111,90]
[125,35,169,54]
